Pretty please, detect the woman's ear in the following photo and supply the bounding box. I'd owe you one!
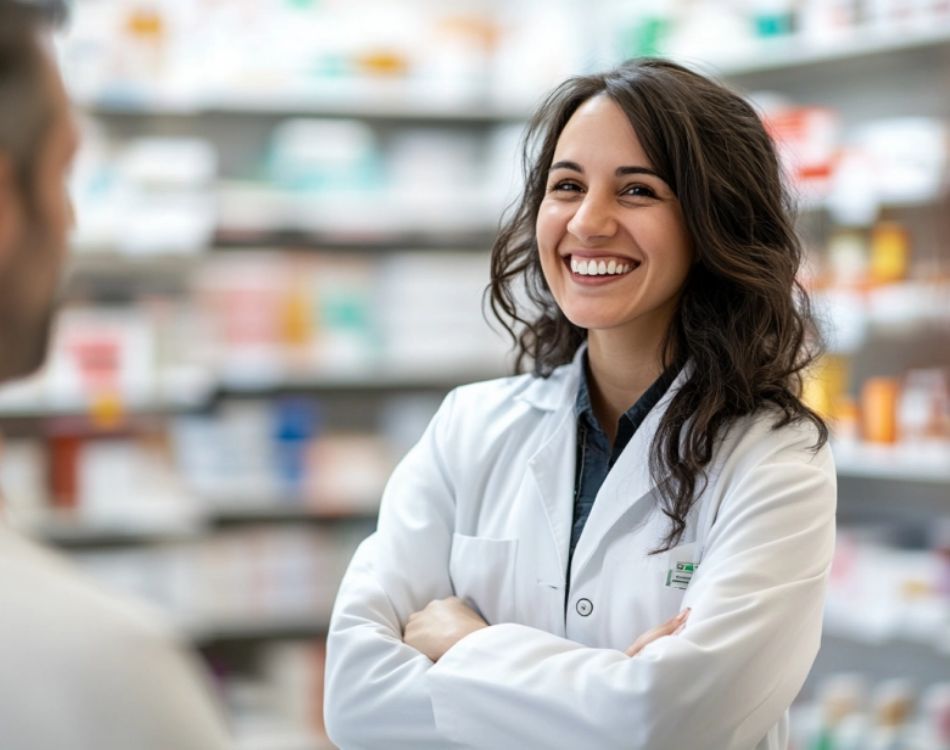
[0,153,25,264]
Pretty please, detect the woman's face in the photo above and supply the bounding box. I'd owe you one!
[536,94,694,342]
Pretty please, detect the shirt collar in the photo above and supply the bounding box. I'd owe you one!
[574,353,597,428]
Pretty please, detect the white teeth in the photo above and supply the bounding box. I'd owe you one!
[570,257,637,276]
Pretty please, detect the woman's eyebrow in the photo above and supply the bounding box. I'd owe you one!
[549,160,583,173]
[548,160,661,179]
[616,165,660,178]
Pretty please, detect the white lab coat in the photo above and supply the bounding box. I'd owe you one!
[324,349,837,750]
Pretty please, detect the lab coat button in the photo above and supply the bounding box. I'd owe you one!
[576,598,593,617]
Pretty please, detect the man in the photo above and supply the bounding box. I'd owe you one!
[0,2,231,747]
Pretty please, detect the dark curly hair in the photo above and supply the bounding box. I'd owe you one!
[489,58,828,553]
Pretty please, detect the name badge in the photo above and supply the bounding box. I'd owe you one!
[665,560,697,590]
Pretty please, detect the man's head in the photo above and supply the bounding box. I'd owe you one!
[0,0,76,381]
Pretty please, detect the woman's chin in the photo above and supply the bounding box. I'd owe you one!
[562,311,628,332]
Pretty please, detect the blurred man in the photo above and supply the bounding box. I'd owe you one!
[0,2,231,747]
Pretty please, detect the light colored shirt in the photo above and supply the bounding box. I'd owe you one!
[0,522,232,750]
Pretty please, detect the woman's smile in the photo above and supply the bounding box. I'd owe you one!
[563,253,641,283]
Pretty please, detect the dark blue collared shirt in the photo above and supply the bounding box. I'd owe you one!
[568,357,676,567]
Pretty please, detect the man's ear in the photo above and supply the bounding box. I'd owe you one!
[0,152,24,262]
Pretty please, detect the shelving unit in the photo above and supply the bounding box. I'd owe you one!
[708,23,950,78]
[833,442,950,483]
[0,396,207,419]
[25,500,377,542]
[80,91,530,124]
[188,615,331,648]
[32,520,203,549]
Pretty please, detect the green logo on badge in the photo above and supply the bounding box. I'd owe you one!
[666,560,697,590]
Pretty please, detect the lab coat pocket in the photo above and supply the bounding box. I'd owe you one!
[449,533,518,626]
[650,541,701,621]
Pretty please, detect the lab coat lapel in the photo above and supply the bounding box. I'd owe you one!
[568,365,690,583]
[520,348,586,580]
[527,405,576,579]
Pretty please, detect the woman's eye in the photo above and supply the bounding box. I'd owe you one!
[623,184,657,198]
[550,180,582,193]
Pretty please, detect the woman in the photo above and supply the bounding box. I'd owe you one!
[324,58,836,750]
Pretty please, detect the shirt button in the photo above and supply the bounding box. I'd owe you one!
[576,598,593,617]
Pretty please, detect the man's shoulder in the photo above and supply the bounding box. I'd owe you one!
[0,527,179,660]
[0,527,230,749]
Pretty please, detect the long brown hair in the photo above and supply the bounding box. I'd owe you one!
[489,58,828,552]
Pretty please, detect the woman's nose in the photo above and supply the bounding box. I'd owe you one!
[566,192,617,243]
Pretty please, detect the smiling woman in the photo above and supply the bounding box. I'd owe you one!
[325,58,836,750]
[536,95,694,376]
[491,58,827,548]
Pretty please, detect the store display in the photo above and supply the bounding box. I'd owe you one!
[71,130,218,254]
[0,392,426,535]
[219,639,328,749]
[825,528,950,649]
[69,525,353,636]
[791,677,950,750]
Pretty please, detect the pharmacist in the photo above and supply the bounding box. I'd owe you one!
[325,58,836,750]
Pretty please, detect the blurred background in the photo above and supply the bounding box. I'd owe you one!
[0,0,948,748]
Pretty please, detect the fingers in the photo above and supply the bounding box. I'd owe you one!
[625,608,690,658]
[404,597,469,636]
[652,608,691,639]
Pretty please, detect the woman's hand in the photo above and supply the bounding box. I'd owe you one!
[404,597,489,662]
[625,608,690,657]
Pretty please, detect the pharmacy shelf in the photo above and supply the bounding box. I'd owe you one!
[81,89,529,124]
[236,728,332,750]
[0,376,214,421]
[67,252,204,274]
[822,612,950,657]
[32,518,203,549]
[212,227,498,253]
[833,442,950,483]
[65,254,197,300]
[0,364,507,421]
[208,503,377,527]
[805,631,950,700]
[215,185,503,242]
[188,614,330,647]
[216,363,509,394]
[795,188,948,218]
[69,235,495,269]
[0,395,210,421]
[708,23,950,78]
[27,502,377,547]
[71,228,499,261]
